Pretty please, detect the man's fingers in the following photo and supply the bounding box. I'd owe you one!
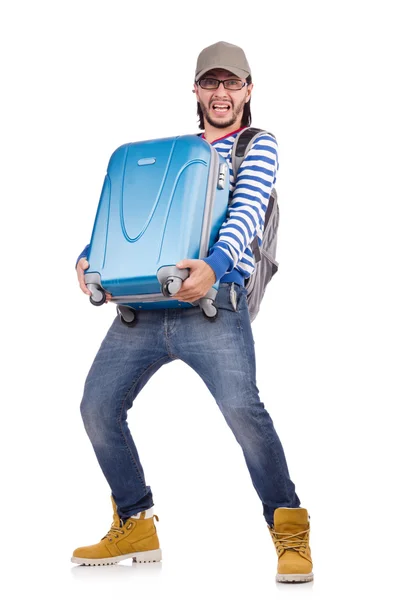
[76,259,112,301]
[80,282,91,295]
[77,270,91,295]
[76,258,92,295]
[175,296,195,303]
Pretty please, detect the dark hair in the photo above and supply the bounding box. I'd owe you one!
[196,75,252,130]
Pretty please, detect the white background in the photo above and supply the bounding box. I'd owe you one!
[1,0,396,598]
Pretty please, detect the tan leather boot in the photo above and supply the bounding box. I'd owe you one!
[71,496,162,566]
[268,507,313,583]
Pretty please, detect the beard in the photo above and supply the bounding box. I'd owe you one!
[199,97,246,129]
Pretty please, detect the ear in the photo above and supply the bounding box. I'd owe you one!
[193,82,200,102]
[245,82,254,103]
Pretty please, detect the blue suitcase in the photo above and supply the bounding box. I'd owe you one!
[84,135,230,324]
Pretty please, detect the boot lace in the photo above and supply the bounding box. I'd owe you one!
[101,518,127,542]
[271,527,310,554]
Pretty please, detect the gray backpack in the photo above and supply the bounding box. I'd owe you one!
[231,127,280,322]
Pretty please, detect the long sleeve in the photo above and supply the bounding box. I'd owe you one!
[202,133,279,282]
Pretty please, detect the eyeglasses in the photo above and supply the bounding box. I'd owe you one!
[197,78,247,91]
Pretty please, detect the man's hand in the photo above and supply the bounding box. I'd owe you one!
[173,259,216,303]
[76,258,112,302]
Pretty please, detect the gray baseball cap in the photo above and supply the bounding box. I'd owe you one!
[195,41,251,82]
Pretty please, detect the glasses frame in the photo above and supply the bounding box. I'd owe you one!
[197,77,248,91]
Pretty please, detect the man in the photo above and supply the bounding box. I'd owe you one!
[72,41,314,584]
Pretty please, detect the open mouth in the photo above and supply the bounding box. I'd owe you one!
[211,102,231,115]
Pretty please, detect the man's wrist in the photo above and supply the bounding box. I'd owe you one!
[202,248,232,282]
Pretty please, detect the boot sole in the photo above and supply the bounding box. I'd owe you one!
[277,572,313,583]
[71,548,162,566]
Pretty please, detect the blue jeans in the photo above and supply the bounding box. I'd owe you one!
[80,282,300,527]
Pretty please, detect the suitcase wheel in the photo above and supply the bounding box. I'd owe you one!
[120,314,138,328]
[89,291,106,306]
[117,306,138,328]
[199,297,218,321]
[203,312,218,322]
[202,306,218,321]
[162,277,183,297]
[87,283,106,306]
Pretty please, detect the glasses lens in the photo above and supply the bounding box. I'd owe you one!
[224,79,244,90]
[200,78,218,89]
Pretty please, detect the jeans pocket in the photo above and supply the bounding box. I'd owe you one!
[215,282,246,313]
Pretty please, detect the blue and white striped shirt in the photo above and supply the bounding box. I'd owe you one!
[76,127,279,287]
[201,127,279,286]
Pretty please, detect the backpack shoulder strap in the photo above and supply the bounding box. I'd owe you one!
[232,127,273,179]
[231,128,277,263]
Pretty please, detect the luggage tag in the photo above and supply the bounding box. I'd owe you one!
[230,282,238,311]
